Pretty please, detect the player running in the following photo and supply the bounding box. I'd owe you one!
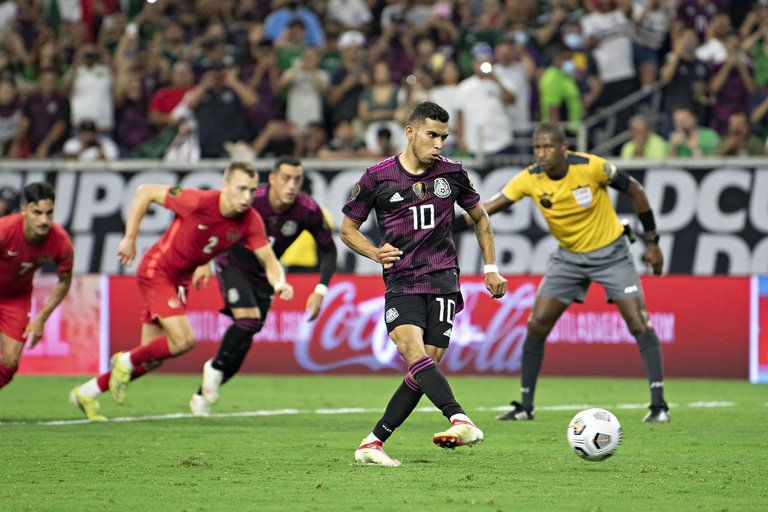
[189,156,337,416]
[0,183,73,392]
[70,162,293,421]
[342,102,507,466]
[460,122,668,423]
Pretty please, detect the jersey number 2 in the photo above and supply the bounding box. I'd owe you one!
[202,236,219,254]
[409,204,435,230]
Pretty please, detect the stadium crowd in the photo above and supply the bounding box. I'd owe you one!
[0,0,766,161]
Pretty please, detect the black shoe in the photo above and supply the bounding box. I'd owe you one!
[642,401,670,423]
[496,401,534,421]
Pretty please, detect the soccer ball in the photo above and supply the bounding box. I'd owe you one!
[566,408,622,461]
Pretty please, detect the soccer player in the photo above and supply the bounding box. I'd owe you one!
[70,162,293,421]
[341,102,507,466]
[189,156,337,416]
[463,122,668,423]
[0,183,73,391]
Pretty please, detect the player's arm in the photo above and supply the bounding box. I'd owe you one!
[118,184,171,266]
[340,216,402,269]
[465,203,507,299]
[610,168,664,277]
[25,270,72,347]
[253,244,294,301]
[305,239,337,321]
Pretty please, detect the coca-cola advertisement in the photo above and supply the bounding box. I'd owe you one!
[108,274,750,379]
[751,275,768,383]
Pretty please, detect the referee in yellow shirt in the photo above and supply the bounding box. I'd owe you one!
[463,122,668,423]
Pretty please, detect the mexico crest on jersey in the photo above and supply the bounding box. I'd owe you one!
[572,186,592,207]
[433,177,451,198]
[412,182,426,199]
[281,220,298,236]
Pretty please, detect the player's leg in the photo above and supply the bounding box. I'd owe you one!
[0,333,24,390]
[0,297,31,390]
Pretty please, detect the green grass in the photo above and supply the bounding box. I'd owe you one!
[1,375,766,511]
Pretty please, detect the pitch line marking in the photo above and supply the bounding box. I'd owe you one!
[0,401,737,427]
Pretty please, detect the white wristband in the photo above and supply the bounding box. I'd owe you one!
[483,264,499,275]
[314,284,328,296]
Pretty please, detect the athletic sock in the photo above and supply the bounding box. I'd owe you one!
[0,362,16,389]
[521,335,546,410]
[409,356,464,420]
[449,413,472,424]
[636,330,665,405]
[196,322,258,396]
[128,336,173,366]
[95,364,150,393]
[372,377,424,442]
[77,378,102,398]
[362,432,382,445]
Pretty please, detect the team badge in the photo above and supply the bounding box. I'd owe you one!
[281,220,298,236]
[169,186,181,196]
[385,308,399,323]
[227,229,239,242]
[433,177,451,198]
[168,298,181,309]
[538,193,553,209]
[412,182,426,200]
[573,186,592,207]
[228,287,240,304]
[350,183,361,199]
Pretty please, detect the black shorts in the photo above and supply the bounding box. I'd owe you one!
[216,264,273,321]
[384,293,458,349]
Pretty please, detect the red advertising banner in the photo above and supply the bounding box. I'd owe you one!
[18,275,102,376]
[108,274,750,378]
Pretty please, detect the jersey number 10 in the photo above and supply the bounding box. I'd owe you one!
[408,204,435,230]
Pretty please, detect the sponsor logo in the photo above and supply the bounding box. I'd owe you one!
[281,220,298,237]
[650,381,664,388]
[6,250,18,257]
[538,193,553,209]
[412,182,426,200]
[624,285,638,294]
[197,224,209,230]
[433,177,451,198]
[572,186,592,207]
[389,192,404,203]
[228,287,240,304]
[385,307,399,323]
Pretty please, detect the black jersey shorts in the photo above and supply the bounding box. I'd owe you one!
[215,264,274,320]
[384,293,458,349]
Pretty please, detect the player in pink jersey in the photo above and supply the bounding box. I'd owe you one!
[0,182,74,392]
[70,162,293,421]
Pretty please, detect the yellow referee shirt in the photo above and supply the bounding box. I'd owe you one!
[501,152,623,253]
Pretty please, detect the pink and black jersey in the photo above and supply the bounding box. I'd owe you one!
[138,188,269,285]
[343,155,480,296]
[216,186,333,288]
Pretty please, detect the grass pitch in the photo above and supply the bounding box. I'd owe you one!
[0,375,766,511]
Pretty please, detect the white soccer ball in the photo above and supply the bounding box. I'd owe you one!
[566,408,622,461]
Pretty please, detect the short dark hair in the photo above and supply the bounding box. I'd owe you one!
[22,182,56,204]
[406,101,449,126]
[534,122,566,144]
[673,104,694,115]
[224,161,257,179]
[272,155,302,173]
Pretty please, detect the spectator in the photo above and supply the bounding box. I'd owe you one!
[193,23,238,73]
[560,22,603,117]
[454,44,515,156]
[631,0,674,86]
[251,120,298,157]
[494,36,535,133]
[114,69,156,155]
[278,47,329,134]
[715,112,764,157]
[317,118,366,158]
[357,61,399,126]
[660,28,709,123]
[695,13,732,64]
[709,33,755,135]
[264,0,325,47]
[186,63,257,158]
[667,104,720,157]
[296,121,329,157]
[394,68,433,124]
[0,75,21,157]
[534,0,584,51]
[429,60,461,153]
[368,19,415,84]
[327,30,368,128]
[327,0,373,31]
[538,46,582,125]
[275,17,307,70]
[15,67,69,158]
[66,44,114,132]
[148,61,195,128]
[158,21,190,69]
[674,0,729,42]
[0,186,19,216]
[242,36,283,133]
[739,3,768,89]
[63,119,119,161]
[620,114,668,159]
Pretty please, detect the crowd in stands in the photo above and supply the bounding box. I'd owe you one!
[0,0,767,161]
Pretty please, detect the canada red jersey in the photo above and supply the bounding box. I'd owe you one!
[0,213,74,299]
[137,188,269,284]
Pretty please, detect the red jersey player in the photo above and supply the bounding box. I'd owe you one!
[0,182,74,392]
[70,162,293,421]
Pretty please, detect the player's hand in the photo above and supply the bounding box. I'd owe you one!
[192,264,212,290]
[23,315,46,348]
[642,243,664,277]
[275,281,294,301]
[376,243,402,269]
[305,292,324,321]
[117,236,137,267]
[485,272,508,299]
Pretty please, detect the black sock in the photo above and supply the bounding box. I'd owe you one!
[636,330,665,405]
[197,323,256,395]
[521,335,546,410]
[409,356,464,420]
[372,378,423,443]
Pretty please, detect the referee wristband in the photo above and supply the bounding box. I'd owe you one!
[483,264,499,275]
[313,284,328,296]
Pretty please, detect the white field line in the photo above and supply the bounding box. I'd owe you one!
[0,401,737,427]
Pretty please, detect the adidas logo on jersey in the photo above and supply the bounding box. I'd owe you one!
[443,328,452,337]
[389,192,404,202]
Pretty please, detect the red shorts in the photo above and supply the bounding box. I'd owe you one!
[136,272,188,324]
[0,295,32,342]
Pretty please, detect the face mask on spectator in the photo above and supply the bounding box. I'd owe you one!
[561,59,576,75]
[564,33,583,50]
[513,31,528,46]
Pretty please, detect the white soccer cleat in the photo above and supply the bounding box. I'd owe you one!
[189,393,212,417]
[433,420,484,449]
[354,440,401,467]
[201,359,224,404]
